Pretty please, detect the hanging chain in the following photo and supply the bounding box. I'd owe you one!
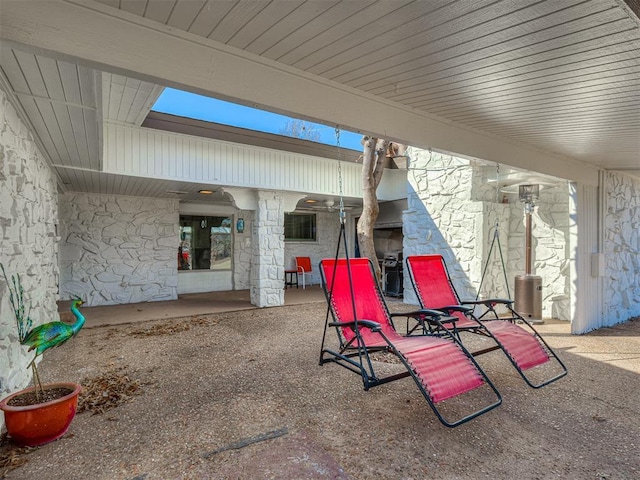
[335,127,346,224]
[494,162,501,231]
[477,161,509,300]
[495,162,500,205]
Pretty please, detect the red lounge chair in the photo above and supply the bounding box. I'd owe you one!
[405,255,567,388]
[319,258,501,427]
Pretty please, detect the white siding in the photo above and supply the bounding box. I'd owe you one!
[570,182,604,334]
[102,122,406,200]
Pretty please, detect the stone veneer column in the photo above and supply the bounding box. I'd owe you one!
[0,85,60,426]
[604,171,640,324]
[250,191,285,307]
[58,193,179,306]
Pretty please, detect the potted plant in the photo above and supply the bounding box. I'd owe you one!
[0,264,85,446]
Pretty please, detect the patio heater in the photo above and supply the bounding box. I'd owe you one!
[514,184,544,324]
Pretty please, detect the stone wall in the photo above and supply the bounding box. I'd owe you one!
[0,86,60,425]
[284,210,342,287]
[404,148,570,319]
[58,193,179,306]
[403,149,505,306]
[604,171,640,324]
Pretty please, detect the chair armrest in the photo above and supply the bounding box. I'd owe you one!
[435,305,473,314]
[461,298,514,306]
[393,309,458,326]
[391,308,449,318]
[328,320,381,332]
[431,315,458,327]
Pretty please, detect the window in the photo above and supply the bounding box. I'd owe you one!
[285,213,316,241]
[178,216,232,270]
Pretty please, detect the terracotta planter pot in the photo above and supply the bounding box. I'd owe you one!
[0,382,82,446]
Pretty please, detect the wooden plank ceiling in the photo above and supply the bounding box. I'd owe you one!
[0,0,638,200]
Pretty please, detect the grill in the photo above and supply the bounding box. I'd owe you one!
[382,251,403,297]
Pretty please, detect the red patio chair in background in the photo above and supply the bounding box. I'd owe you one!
[296,256,313,289]
[319,257,502,428]
[405,254,567,388]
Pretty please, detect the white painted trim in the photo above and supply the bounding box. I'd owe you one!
[134,85,164,127]
[179,203,237,216]
[14,91,96,110]
[0,0,600,186]
[223,188,257,211]
[281,193,307,213]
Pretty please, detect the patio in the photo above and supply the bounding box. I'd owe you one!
[58,286,327,328]
[6,298,639,479]
[1,4,639,475]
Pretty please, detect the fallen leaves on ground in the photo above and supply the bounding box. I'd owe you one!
[129,316,217,337]
[0,434,32,478]
[78,366,143,415]
[369,351,401,364]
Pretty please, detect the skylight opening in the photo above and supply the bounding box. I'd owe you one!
[152,88,363,151]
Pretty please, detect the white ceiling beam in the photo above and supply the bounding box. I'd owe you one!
[1,0,600,186]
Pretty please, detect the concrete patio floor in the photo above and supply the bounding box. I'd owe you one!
[18,292,640,479]
[58,285,328,327]
[58,288,639,379]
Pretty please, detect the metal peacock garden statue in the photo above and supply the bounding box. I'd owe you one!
[1,263,86,446]
[1,263,85,402]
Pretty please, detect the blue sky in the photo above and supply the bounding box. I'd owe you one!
[152,88,363,151]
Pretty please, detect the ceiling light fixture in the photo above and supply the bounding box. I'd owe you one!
[304,199,317,203]
[198,189,214,195]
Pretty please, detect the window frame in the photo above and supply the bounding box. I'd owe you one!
[178,215,233,271]
[284,212,317,242]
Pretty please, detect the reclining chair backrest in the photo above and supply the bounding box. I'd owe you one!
[320,258,397,346]
[407,255,460,309]
[407,254,478,328]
